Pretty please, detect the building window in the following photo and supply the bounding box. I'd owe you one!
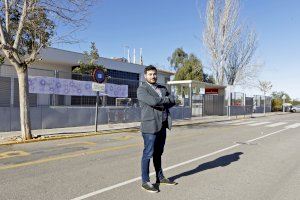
[0,76,11,107]
[71,69,140,106]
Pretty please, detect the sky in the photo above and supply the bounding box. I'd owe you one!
[53,0,300,99]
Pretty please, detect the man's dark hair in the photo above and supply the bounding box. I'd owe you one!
[144,65,157,74]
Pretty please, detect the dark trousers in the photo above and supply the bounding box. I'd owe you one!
[141,124,167,183]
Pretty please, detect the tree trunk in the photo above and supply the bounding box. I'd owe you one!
[16,67,32,140]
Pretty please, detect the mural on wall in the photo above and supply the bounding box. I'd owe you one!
[28,76,128,97]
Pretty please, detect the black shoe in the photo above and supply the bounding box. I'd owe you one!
[141,182,159,193]
[157,178,178,185]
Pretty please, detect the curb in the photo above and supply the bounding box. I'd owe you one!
[0,128,140,146]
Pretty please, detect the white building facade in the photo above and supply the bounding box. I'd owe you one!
[0,47,174,107]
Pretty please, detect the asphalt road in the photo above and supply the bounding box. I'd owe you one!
[0,113,299,200]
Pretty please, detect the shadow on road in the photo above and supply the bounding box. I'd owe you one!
[169,152,244,182]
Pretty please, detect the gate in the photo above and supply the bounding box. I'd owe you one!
[192,95,204,116]
[203,95,225,116]
[245,97,254,115]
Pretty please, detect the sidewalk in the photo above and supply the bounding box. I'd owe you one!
[0,112,289,145]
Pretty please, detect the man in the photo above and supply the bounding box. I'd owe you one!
[137,65,177,193]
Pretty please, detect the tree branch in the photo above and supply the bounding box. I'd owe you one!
[1,47,20,66]
[0,17,7,45]
[5,0,10,33]
[13,0,28,49]
[25,44,44,65]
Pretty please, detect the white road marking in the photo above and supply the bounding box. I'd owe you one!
[285,123,300,129]
[216,120,245,124]
[265,122,288,127]
[71,127,292,200]
[248,122,271,126]
[246,128,288,143]
[232,121,257,125]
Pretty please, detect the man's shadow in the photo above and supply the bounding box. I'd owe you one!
[169,152,243,182]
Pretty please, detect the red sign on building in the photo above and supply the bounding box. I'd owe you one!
[205,88,219,94]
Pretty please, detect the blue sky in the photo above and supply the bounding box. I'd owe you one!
[54,0,300,99]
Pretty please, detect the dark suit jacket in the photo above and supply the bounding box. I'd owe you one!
[137,82,176,134]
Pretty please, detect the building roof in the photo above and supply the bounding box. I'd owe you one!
[38,47,173,75]
[156,69,175,75]
[167,80,226,89]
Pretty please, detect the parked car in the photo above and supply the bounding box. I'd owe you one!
[290,105,300,113]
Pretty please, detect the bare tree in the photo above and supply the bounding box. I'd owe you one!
[203,0,241,85]
[258,80,272,96]
[258,80,272,115]
[0,0,95,140]
[225,28,259,86]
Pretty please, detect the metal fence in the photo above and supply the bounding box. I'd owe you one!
[0,65,192,132]
[253,95,272,113]
[226,93,272,117]
[0,65,274,132]
[0,106,192,132]
[190,92,271,118]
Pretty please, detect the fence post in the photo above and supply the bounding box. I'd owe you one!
[202,94,204,117]
[229,92,232,118]
[10,77,14,108]
[53,70,59,106]
[189,83,192,109]
[10,77,14,132]
[123,107,126,123]
[41,105,43,132]
[243,93,246,118]
[107,107,110,124]
[264,93,266,115]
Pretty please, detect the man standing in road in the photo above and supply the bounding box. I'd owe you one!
[137,65,177,193]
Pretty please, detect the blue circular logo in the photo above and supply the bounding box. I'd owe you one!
[93,69,106,83]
